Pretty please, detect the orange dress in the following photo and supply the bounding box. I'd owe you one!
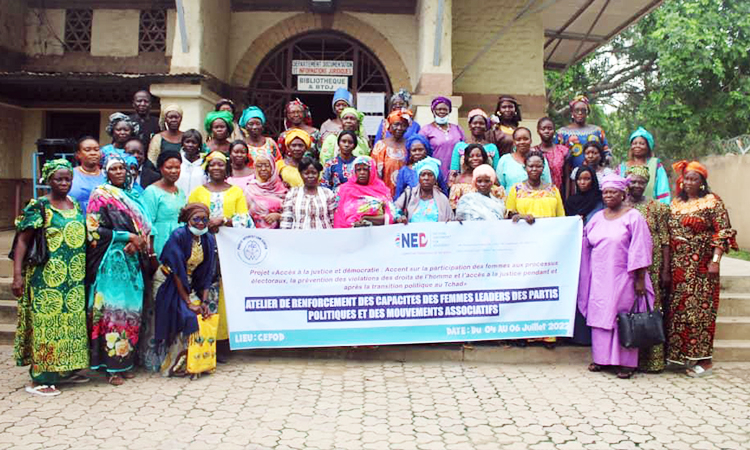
[371,140,407,197]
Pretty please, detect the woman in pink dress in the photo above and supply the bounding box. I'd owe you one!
[243,154,288,229]
[578,173,654,379]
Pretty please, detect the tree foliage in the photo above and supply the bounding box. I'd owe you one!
[545,0,750,163]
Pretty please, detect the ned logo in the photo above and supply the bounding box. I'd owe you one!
[396,232,429,249]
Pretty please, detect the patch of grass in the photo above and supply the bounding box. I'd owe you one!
[729,249,750,262]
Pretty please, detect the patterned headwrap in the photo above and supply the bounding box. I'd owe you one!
[332,88,354,110]
[600,173,629,192]
[468,108,490,129]
[353,155,373,167]
[472,164,497,188]
[387,108,413,126]
[625,165,650,181]
[178,202,210,224]
[340,107,367,137]
[430,96,452,113]
[491,96,522,125]
[569,95,590,112]
[391,89,412,108]
[202,151,228,171]
[204,111,235,136]
[239,106,266,128]
[284,99,313,129]
[629,126,654,151]
[284,128,312,149]
[106,112,140,137]
[414,157,441,178]
[159,104,183,129]
[672,160,708,195]
[41,158,73,183]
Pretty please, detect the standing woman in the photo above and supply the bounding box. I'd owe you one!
[319,107,370,165]
[667,161,737,377]
[394,158,453,223]
[419,97,465,183]
[13,160,90,396]
[321,130,358,192]
[625,165,670,373]
[86,154,152,385]
[534,117,569,193]
[578,174,654,379]
[488,95,521,157]
[70,136,105,213]
[565,166,603,224]
[101,113,139,161]
[320,88,353,143]
[147,104,184,165]
[280,158,337,230]
[450,109,499,178]
[371,109,412,196]
[226,140,254,188]
[555,95,609,172]
[449,144,503,210]
[204,111,235,155]
[278,129,311,188]
[215,99,245,142]
[240,106,282,162]
[617,127,671,205]
[506,150,564,222]
[497,128,552,192]
[244,154,288,229]
[456,164,507,221]
[278,99,320,159]
[176,130,206,197]
[375,89,420,145]
[334,156,395,228]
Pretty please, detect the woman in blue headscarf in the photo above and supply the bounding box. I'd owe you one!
[320,88,354,143]
[617,127,671,205]
[393,135,448,200]
[395,157,453,223]
[240,106,282,163]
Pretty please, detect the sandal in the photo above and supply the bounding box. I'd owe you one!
[108,375,125,386]
[25,385,61,397]
[617,368,635,379]
[686,365,713,378]
[121,371,136,380]
[588,363,603,372]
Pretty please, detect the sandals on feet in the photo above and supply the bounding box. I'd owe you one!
[686,365,713,378]
[25,385,61,397]
[617,368,635,379]
[108,375,125,386]
[588,363,603,372]
[121,371,136,379]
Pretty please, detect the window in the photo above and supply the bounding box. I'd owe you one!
[64,9,93,52]
[139,10,167,53]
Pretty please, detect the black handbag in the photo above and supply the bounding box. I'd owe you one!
[8,200,49,267]
[616,295,665,349]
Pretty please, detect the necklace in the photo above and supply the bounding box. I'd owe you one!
[78,166,100,176]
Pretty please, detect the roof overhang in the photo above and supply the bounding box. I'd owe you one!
[542,0,663,70]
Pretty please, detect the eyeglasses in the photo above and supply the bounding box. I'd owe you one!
[572,108,588,114]
[189,217,209,225]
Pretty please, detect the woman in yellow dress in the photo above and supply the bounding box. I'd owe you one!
[187,151,253,361]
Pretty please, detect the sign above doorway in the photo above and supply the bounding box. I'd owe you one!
[292,60,354,76]
[297,76,348,92]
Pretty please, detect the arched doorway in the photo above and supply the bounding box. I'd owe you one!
[248,31,393,138]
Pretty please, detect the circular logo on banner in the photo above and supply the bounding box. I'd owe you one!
[236,235,268,265]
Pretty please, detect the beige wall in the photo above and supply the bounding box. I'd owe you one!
[200,0,231,81]
[25,9,65,56]
[227,11,297,81]
[0,0,26,52]
[91,10,140,57]
[0,104,25,179]
[701,154,750,249]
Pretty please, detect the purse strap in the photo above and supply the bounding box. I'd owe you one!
[630,294,653,314]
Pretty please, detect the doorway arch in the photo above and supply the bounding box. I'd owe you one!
[247,31,393,137]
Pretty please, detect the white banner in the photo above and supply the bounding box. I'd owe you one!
[216,218,583,349]
[297,76,348,92]
[292,60,354,76]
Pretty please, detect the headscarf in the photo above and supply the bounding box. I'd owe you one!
[159,104,183,129]
[332,88,353,110]
[468,109,490,129]
[340,107,367,137]
[204,110,235,136]
[569,95,590,112]
[405,134,433,162]
[491,95,522,126]
[106,112,140,137]
[391,89,412,108]
[41,158,73,183]
[334,156,393,228]
[284,128,312,149]
[387,108,413,126]
[600,173,629,192]
[244,154,288,228]
[471,164,496,189]
[414,157,440,178]
[629,126,654,151]
[625,165,650,181]
[565,166,601,217]
[430,96,452,113]
[672,160,708,196]
[239,106,266,128]
[202,150,228,171]
[178,202,210,223]
[284,98,313,129]
[103,153,138,189]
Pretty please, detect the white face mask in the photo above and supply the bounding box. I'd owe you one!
[434,115,449,125]
[189,226,208,236]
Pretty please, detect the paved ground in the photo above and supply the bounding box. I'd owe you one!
[1,347,749,450]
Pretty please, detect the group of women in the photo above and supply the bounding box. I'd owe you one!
[11,91,737,396]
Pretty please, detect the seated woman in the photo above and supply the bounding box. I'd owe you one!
[280,158,337,229]
[334,156,395,228]
[226,140,254,188]
[395,158,453,223]
[321,130,358,192]
[449,144,504,210]
[147,104,184,165]
[155,203,218,378]
[319,107,370,165]
[456,164,506,221]
[617,127,671,204]
[372,108,412,196]
[579,174,654,379]
[244,154,288,229]
[394,135,448,201]
[277,129,311,188]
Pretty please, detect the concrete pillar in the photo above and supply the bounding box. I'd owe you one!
[169,0,231,82]
[150,82,221,137]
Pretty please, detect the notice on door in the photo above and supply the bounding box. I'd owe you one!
[292,60,354,76]
[297,76,349,92]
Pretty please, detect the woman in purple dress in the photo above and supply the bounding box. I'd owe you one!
[578,174,654,379]
[418,96,464,184]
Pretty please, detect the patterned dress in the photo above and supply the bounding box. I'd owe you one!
[14,197,89,383]
[321,155,357,192]
[631,200,670,372]
[667,194,737,364]
[555,124,609,169]
[371,140,407,197]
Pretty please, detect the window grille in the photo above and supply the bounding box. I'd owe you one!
[139,10,167,53]
[64,9,93,52]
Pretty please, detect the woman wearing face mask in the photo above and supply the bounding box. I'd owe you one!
[319,107,371,165]
[394,158,453,224]
[497,127,552,192]
[372,109,412,196]
[488,95,522,157]
[280,158,337,229]
[456,164,507,221]
[155,203,218,378]
[226,140,254,188]
[450,109,499,181]
[244,154,288,229]
[374,89,421,145]
[86,153,152,385]
[419,97,465,184]
[321,130,358,192]
[240,106,282,163]
[320,88,354,144]
[394,135,448,201]
[617,127,671,205]
[148,104,184,165]
[449,144,504,210]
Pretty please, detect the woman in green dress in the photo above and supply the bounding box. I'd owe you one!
[86,154,152,385]
[12,159,90,396]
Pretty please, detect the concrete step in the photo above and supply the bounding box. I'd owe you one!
[715,317,750,341]
[0,323,14,345]
[0,258,11,278]
[721,276,750,294]
[0,299,16,324]
[713,340,750,362]
[719,293,750,316]
[0,277,12,301]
